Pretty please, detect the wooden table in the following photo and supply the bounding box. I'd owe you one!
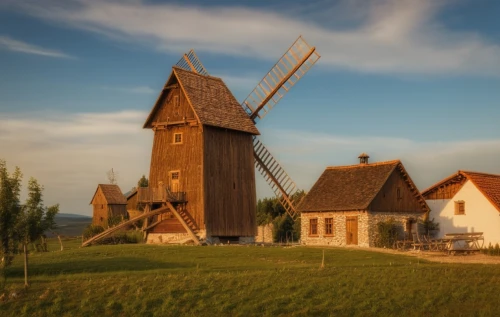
[443,232,484,255]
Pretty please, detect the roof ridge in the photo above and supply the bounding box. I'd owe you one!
[172,66,223,81]
[326,159,400,170]
[461,170,500,177]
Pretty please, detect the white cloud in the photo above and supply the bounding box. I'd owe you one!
[4,0,500,75]
[0,110,152,216]
[0,35,75,59]
[255,128,500,198]
[2,111,499,215]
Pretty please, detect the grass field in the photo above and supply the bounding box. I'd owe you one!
[1,239,500,317]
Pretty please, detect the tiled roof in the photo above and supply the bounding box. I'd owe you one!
[298,160,400,212]
[298,160,428,212]
[144,67,259,135]
[465,171,500,212]
[91,184,127,205]
[423,171,500,212]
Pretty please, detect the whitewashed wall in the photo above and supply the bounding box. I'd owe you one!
[426,180,500,246]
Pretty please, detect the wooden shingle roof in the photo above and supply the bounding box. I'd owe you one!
[422,170,500,212]
[90,184,127,205]
[298,160,427,212]
[144,67,259,135]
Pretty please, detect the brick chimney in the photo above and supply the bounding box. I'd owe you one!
[358,152,369,164]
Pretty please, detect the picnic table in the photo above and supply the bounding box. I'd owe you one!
[442,232,484,255]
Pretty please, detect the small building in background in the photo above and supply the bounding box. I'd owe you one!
[422,170,500,246]
[298,154,429,247]
[90,184,128,227]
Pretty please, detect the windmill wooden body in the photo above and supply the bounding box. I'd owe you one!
[85,36,320,246]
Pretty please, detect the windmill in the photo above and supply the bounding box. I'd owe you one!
[84,36,319,247]
[176,36,320,219]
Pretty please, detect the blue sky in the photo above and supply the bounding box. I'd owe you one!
[0,0,499,216]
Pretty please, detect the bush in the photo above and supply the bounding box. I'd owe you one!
[375,218,399,248]
[83,225,105,240]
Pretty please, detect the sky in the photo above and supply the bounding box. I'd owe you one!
[0,0,499,216]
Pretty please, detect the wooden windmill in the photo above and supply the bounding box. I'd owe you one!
[83,36,319,247]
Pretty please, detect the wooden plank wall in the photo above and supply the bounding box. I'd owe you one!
[203,126,256,237]
[126,191,138,210]
[422,180,465,200]
[370,169,423,212]
[148,85,205,230]
[91,187,108,226]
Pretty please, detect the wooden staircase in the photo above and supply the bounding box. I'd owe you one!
[253,137,303,219]
[82,202,201,247]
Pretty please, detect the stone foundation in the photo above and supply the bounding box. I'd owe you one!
[255,224,274,243]
[301,210,423,247]
[147,233,193,244]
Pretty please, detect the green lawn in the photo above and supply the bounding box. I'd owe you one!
[1,239,500,316]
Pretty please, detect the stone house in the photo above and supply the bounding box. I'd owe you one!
[298,154,429,247]
[422,170,500,246]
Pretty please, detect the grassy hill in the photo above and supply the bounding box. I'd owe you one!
[46,213,92,238]
[2,240,500,316]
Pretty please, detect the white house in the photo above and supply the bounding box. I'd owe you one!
[422,171,500,246]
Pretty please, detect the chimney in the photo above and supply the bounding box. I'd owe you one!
[358,152,369,164]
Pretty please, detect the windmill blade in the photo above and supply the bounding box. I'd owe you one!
[253,137,304,219]
[242,36,320,123]
[175,49,209,75]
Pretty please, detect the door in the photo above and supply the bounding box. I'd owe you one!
[346,216,358,245]
[170,171,180,193]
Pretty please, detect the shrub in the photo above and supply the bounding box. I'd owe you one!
[375,218,399,248]
[83,225,105,240]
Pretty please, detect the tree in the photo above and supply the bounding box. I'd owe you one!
[16,178,59,287]
[137,175,149,188]
[0,159,23,273]
[107,168,118,185]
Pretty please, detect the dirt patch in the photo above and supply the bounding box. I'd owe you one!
[357,246,500,264]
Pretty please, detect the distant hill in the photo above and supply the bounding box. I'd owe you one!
[47,213,92,237]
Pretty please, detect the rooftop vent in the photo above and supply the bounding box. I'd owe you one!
[358,152,369,164]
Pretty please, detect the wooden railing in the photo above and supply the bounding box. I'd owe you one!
[137,187,186,203]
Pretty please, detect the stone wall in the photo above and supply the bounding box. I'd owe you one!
[255,224,274,243]
[301,210,424,247]
[367,211,424,247]
[147,233,192,244]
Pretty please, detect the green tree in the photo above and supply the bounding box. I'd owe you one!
[16,178,59,287]
[137,175,149,188]
[0,159,23,273]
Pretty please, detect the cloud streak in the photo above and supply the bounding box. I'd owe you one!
[0,35,75,59]
[0,110,152,215]
[4,0,500,75]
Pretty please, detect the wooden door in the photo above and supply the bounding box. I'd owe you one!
[170,171,180,192]
[346,216,358,245]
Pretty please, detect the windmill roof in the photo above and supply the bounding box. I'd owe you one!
[298,160,428,212]
[422,170,500,212]
[90,184,127,205]
[144,67,259,135]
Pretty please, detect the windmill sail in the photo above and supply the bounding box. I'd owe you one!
[253,138,304,219]
[241,36,320,124]
[175,49,209,75]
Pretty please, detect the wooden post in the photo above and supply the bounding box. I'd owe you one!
[23,243,29,288]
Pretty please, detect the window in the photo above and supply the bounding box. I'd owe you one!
[171,172,179,180]
[455,200,465,215]
[324,218,334,236]
[173,133,182,144]
[397,187,402,200]
[173,95,179,107]
[309,218,318,236]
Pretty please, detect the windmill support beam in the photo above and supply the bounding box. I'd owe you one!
[249,47,316,121]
